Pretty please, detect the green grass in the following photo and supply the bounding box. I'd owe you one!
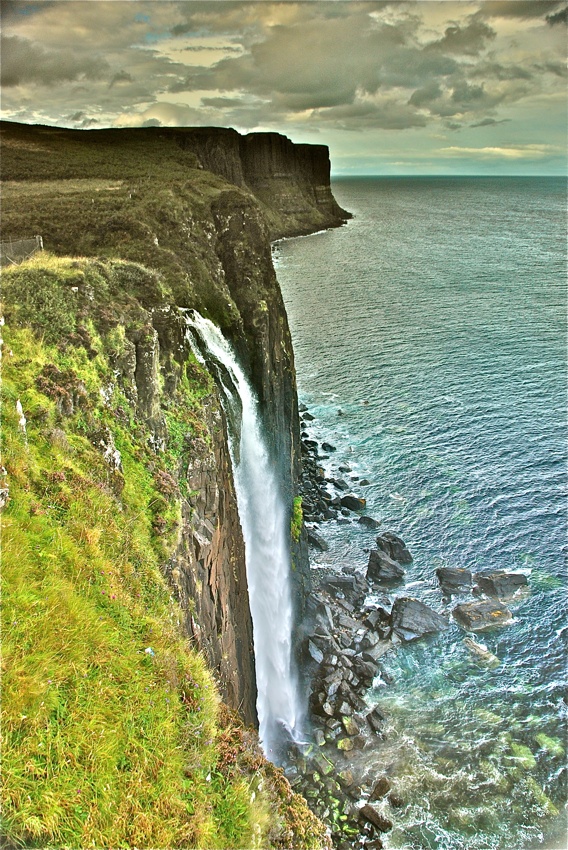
[1,255,329,849]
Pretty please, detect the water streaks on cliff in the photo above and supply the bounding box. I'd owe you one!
[186,311,302,758]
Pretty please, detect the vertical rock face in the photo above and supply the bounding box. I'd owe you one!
[175,126,246,188]
[164,397,257,726]
[170,126,350,237]
[110,305,258,725]
[240,133,347,233]
[211,189,311,628]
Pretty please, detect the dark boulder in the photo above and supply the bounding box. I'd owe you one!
[366,706,386,733]
[358,804,393,833]
[452,599,513,631]
[376,531,413,565]
[436,567,472,595]
[390,597,448,642]
[329,477,350,491]
[341,494,367,511]
[352,656,379,684]
[302,411,315,421]
[367,549,405,584]
[359,515,381,529]
[321,442,337,452]
[363,606,391,630]
[474,570,528,599]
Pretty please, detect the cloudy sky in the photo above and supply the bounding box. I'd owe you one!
[1,0,566,174]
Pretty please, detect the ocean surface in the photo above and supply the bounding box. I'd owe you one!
[273,177,567,850]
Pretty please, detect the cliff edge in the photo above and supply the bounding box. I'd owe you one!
[2,118,348,718]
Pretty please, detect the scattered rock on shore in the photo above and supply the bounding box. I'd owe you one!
[376,532,413,565]
[341,494,367,511]
[367,549,405,584]
[452,599,513,631]
[369,777,391,801]
[359,515,381,529]
[436,566,472,596]
[390,597,448,642]
[358,804,393,833]
[474,570,528,600]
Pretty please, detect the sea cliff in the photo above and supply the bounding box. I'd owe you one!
[1,120,347,848]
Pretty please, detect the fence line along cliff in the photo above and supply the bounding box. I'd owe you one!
[0,235,43,266]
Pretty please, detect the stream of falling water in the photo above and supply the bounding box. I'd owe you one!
[186,311,302,759]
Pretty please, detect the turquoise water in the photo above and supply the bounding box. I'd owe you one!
[273,177,567,849]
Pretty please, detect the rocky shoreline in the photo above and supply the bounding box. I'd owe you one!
[285,404,531,849]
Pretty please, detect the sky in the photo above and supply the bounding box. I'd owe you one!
[1,0,567,174]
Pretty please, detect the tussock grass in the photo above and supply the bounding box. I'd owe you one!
[1,253,330,850]
[1,258,253,848]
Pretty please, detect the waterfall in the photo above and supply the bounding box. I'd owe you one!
[186,311,302,759]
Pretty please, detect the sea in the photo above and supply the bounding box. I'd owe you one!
[272,177,567,850]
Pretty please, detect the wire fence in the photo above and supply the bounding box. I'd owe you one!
[0,235,43,267]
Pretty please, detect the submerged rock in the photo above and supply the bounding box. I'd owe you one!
[376,531,413,565]
[452,599,513,631]
[366,706,386,733]
[308,529,329,552]
[390,597,448,641]
[463,637,501,668]
[387,792,404,808]
[474,570,528,599]
[436,566,472,595]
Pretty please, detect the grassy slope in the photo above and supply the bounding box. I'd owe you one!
[1,255,328,849]
[1,122,252,331]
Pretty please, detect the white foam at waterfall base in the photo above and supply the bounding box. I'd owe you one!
[186,311,302,759]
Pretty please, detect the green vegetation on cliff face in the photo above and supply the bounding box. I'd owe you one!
[1,255,328,849]
[291,496,303,543]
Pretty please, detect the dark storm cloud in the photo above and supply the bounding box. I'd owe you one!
[109,71,134,88]
[408,82,443,108]
[470,61,533,81]
[1,34,109,87]
[181,11,461,112]
[470,117,511,127]
[546,5,568,24]
[308,99,428,131]
[424,19,496,56]
[533,61,568,76]
[476,1,563,18]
